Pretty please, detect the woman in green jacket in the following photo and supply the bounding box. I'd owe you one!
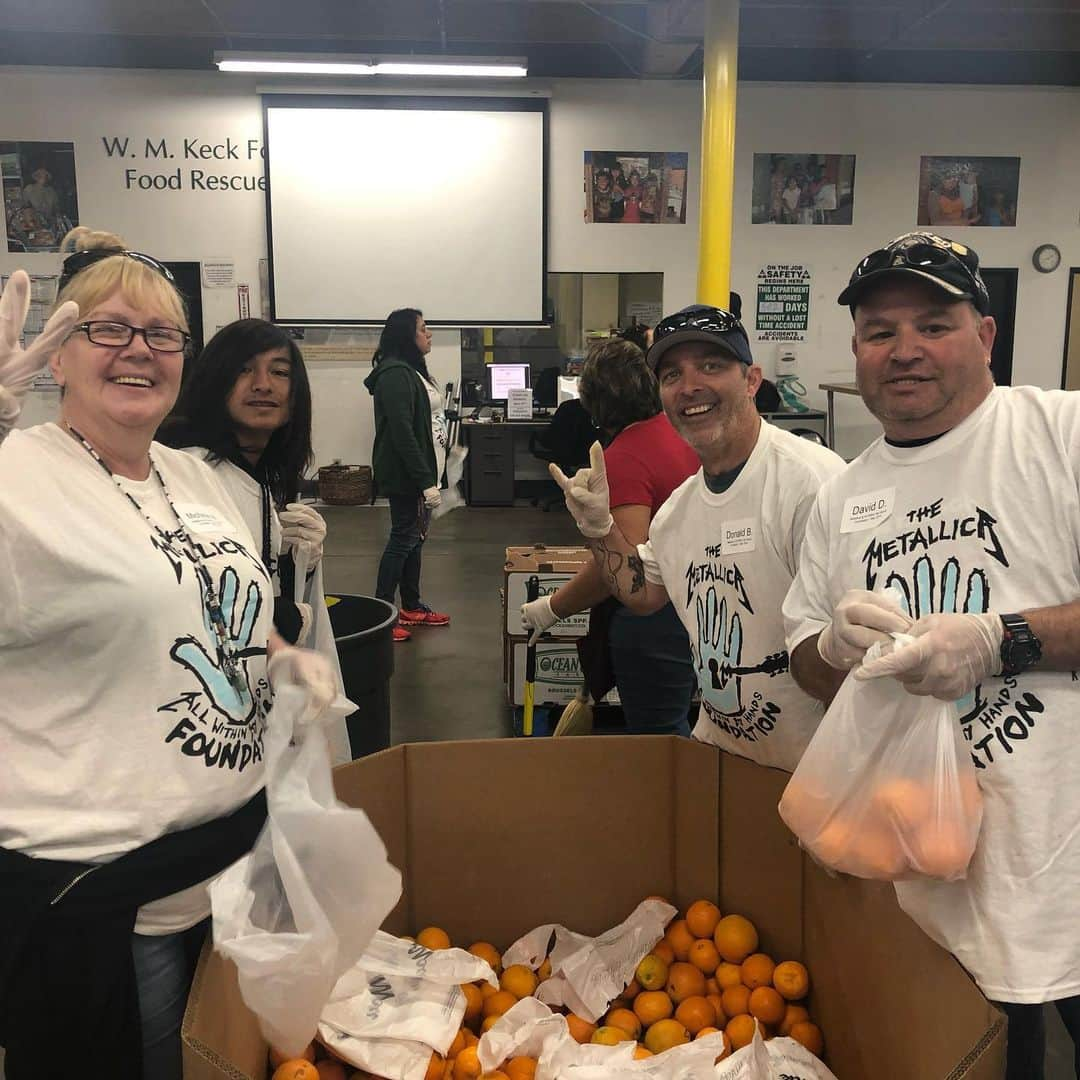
[364,308,450,642]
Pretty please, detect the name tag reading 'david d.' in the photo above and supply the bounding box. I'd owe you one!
[840,487,895,534]
[173,503,238,536]
[721,518,756,555]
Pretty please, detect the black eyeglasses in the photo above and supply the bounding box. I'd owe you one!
[58,249,176,294]
[853,239,983,292]
[653,308,747,343]
[73,320,190,353]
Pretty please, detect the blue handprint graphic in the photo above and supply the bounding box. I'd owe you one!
[171,566,266,726]
[696,586,744,715]
[884,554,989,721]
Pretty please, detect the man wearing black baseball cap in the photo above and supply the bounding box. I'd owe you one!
[784,231,1080,1076]
[550,302,844,771]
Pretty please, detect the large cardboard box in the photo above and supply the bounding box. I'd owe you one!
[184,739,1005,1080]
[504,545,593,640]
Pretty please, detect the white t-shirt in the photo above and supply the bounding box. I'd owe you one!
[0,424,273,933]
[424,376,448,481]
[783,387,1080,1003]
[639,422,846,771]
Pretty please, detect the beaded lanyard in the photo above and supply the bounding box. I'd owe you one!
[66,424,248,696]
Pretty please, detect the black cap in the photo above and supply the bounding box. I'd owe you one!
[646,304,754,372]
[838,232,990,315]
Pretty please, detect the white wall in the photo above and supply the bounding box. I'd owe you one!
[4,68,1079,464]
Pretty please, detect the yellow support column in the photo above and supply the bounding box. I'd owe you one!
[697,0,740,309]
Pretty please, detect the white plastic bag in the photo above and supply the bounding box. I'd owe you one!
[316,1026,434,1080]
[431,444,468,519]
[779,637,983,881]
[209,685,403,1056]
[321,973,465,1047]
[713,1030,838,1080]
[348,929,498,987]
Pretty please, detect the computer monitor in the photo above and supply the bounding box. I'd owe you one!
[488,363,530,402]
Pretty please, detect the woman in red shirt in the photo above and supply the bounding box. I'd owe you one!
[521,337,699,734]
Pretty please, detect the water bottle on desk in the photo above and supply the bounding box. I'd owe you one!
[776,349,810,413]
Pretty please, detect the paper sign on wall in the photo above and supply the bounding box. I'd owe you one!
[202,259,235,287]
[507,388,533,420]
[755,264,811,342]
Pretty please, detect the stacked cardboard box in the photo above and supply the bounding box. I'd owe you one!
[183,738,1005,1080]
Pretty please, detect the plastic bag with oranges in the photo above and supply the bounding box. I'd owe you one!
[779,638,983,882]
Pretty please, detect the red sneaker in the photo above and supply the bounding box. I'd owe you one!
[398,605,450,627]
[392,625,412,643]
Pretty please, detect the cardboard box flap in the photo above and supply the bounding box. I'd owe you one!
[718,754,804,964]
[803,865,1005,1079]
[673,738,721,909]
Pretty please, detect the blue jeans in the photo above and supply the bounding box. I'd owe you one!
[999,998,1080,1079]
[609,602,695,736]
[375,493,427,610]
[131,920,208,1080]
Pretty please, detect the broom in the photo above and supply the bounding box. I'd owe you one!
[553,685,594,736]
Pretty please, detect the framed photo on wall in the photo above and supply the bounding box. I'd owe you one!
[751,154,856,225]
[917,155,1020,227]
[584,151,688,224]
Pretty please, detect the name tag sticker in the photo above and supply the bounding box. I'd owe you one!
[721,518,756,555]
[173,502,237,536]
[840,487,895,534]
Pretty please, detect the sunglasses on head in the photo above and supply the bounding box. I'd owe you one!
[58,248,176,294]
[853,239,982,290]
[653,308,747,342]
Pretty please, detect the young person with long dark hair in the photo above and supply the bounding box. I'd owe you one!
[364,307,449,642]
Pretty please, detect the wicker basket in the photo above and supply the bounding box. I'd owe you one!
[317,463,373,505]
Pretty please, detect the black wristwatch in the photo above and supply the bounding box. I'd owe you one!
[999,614,1042,677]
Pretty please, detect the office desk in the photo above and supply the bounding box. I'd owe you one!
[460,418,551,506]
[818,382,860,449]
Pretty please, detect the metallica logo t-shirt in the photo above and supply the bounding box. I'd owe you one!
[0,423,273,933]
[784,387,1080,1002]
[638,421,846,771]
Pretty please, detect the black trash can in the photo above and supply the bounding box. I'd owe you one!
[327,594,397,758]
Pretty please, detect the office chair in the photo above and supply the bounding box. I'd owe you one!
[529,399,597,511]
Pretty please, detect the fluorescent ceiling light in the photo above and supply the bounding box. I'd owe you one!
[215,53,528,78]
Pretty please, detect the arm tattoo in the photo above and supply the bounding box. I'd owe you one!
[588,539,647,598]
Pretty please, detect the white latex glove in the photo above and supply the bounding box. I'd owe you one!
[423,486,442,510]
[817,589,913,670]
[279,502,326,566]
[549,441,614,539]
[267,645,337,735]
[0,269,80,417]
[295,601,313,647]
[856,612,1003,699]
[521,594,558,645]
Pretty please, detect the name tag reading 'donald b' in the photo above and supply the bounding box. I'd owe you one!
[721,518,756,555]
[840,487,895,534]
[173,503,238,536]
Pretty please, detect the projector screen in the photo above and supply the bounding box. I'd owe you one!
[263,95,547,325]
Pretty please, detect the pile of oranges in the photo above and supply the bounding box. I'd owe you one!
[268,902,824,1080]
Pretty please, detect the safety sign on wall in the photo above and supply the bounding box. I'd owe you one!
[755,264,811,341]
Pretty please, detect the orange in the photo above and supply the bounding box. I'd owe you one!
[715,962,743,990]
[504,1057,537,1080]
[685,899,722,940]
[740,953,776,990]
[643,1018,691,1054]
[632,1046,653,1060]
[688,938,721,975]
[444,1059,456,1080]
[851,824,907,879]
[725,1015,761,1051]
[789,1021,825,1058]
[481,1073,510,1080]
[461,983,484,1024]
[674,995,716,1035]
[448,1030,467,1059]
[621,977,641,1001]
[462,1030,480,1049]
[270,1044,316,1068]
[635,953,669,991]
[480,982,501,1001]
[468,942,502,973]
[425,1056,445,1080]
[664,919,695,962]
[873,778,929,832]
[633,989,674,1026]
[417,927,452,951]
[713,915,759,964]
[695,1026,721,1040]
[666,961,706,1003]
[913,823,972,879]
[720,984,751,1019]
[482,990,518,1020]
[315,1063,347,1080]
[706,993,727,1027]
[705,977,720,995]
[537,958,552,982]
[779,1004,810,1036]
[591,1025,632,1046]
[652,939,676,966]
[772,961,809,1002]
[811,819,855,866]
[272,1063,318,1080]
[604,1008,642,1040]
[748,986,786,1025]
[481,1016,501,1033]
[500,964,539,1000]
[566,1013,597,1044]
